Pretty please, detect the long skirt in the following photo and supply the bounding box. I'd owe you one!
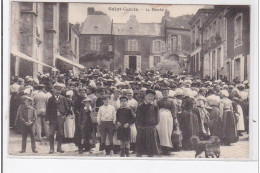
[236,105,245,131]
[197,107,211,136]
[156,109,173,148]
[64,114,75,138]
[130,123,137,143]
[219,110,238,144]
[208,106,220,136]
[136,126,161,155]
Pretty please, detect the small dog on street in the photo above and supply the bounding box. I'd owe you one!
[190,136,221,158]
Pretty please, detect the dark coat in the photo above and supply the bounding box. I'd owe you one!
[78,108,94,140]
[46,95,68,123]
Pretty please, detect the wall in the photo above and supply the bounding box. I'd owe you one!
[114,35,164,71]
[226,8,250,81]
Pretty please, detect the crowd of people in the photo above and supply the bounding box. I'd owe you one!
[9,67,249,157]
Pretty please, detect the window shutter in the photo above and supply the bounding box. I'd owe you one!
[240,56,244,81]
[220,45,224,68]
[136,40,139,51]
[231,59,235,81]
[137,55,141,72]
[149,56,154,68]
[161,41,165,52]
[177,35,182,51]
[125,40,128,51]
[161,56,165,62]
[168,35,171,51]
[152,40,155,53]
[124,55,129,69]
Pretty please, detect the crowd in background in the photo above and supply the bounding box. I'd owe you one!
[9,67,249,157]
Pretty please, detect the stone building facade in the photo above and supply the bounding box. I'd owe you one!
[189,6,250,82]
[10,2,83,79]
[74,8,191,74]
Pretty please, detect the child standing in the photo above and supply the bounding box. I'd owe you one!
[116,96,135,157]
[18,95,38,153]
[78,97,94,154]
[97,95,116,156]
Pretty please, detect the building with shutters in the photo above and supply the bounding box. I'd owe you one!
[200,6,229,80]
[189,8,215,77]
[113,14,165,72]
[225,6,250,82]
[74,7,192,73]
[190,6,250,82]
[160,10,193,74]
[76,7,114,70]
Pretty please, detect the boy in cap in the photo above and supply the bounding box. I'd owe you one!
[116,96,135,157]
[18,95,38,153]
[97,95,116,156]
[78,97,94,154]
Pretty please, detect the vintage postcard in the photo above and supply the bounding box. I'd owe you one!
[5,1,257,163]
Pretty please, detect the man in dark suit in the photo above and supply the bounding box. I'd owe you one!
[46,83,68,154]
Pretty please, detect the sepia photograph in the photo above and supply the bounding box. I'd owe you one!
[7,1,253,160]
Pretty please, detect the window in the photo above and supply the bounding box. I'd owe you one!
[154,40,161,53]
[128,39,138,51]
[154,56,161,66]
[90,36,101,51]
[234,13,243,47]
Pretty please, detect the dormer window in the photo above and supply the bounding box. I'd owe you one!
[129,27,133,30]
[94,26,99,30]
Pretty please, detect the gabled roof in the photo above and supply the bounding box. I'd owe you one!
[80,15,112,35]
[113,15,164,36]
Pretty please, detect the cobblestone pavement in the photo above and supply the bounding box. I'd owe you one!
[8,130,249,159]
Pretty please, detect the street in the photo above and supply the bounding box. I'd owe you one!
[9,130,249,159]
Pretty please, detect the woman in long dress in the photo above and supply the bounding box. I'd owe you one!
[196,88,211,138]
[219,90,238,145]
[179,96,199,150]
[156,87,179,155]
[230,89,245,136]
[206,88,221,137]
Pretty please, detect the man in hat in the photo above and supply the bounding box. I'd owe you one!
[97,95,116,156]
[18,95,38,153]
[33,84,49,142]
[136,89,160,157]
[46,83,69,154]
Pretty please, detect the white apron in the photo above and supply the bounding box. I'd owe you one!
[156,108,173,148]
[236,105,245,131]
[64,114,75,138]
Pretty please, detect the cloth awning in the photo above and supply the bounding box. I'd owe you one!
[56,54,85,69]
[11,50,57,70]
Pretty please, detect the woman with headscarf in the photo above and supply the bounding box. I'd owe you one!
[219,90,238,145]
[156,87,179,155]
[206,88,221,137]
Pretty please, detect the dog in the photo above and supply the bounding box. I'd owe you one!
[190,136,221,158]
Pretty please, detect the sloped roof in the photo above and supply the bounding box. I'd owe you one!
[113,15,164,36]
[80,15,112,35]
[165,14,193,30]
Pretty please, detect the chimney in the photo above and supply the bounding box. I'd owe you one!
[88,7,95,15]
[165,10,170,18]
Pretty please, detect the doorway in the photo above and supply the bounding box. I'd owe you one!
[129,56,137,70]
